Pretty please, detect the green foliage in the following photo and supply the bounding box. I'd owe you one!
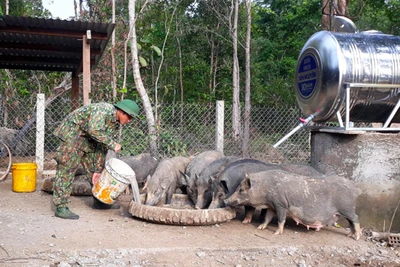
[1,0,399,109]
[0,0,48,17]
[119,127,149,156]
[119,87,128,94]
[156,103,219,153]
[139,56,148,67]
[352,0,400,35]
[250,0,321,106]
[181,58,209,102]
[150,45,162,56]
[157,129,188,157]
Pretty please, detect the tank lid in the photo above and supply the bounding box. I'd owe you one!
[330,16,357,33]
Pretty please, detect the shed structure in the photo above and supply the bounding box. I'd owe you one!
[0,15,115,107]
[0,15,115,177]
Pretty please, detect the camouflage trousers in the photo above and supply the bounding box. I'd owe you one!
[53,141,106,207]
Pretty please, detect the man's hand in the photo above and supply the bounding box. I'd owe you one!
[92,172,101,185]
[114,143,122,153]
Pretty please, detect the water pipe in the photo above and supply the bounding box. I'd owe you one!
[273,111,320,148]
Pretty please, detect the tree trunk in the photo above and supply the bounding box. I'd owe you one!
[212,22,220,98]
[74,0,78,18]
[213,45,219,97]
[175,15,184,105]
[80,0,84,17]
[242,0,251,158]
[4,0,9,127]
[208,32,215,99]
[175,17,184,125]
[128,0,159,159]
[154,3,179,122]
[321,0,349,30]
[231,0,241,141]
[111,0,117,101]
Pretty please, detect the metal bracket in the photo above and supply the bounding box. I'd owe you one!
[342,83,400,131]
[314,83,400,133]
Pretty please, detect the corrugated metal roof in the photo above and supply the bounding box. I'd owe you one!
[0,15,115,74]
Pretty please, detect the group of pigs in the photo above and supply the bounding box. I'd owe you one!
[121,150,361,240]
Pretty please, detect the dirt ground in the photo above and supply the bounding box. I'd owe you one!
[0,178,399,267]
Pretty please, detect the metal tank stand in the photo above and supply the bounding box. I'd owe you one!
[273,83,400,148]
[335,83,400,132]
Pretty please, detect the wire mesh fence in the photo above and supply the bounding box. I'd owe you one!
[0,94,311,171]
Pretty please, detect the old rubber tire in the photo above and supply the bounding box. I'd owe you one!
[0,142,11,181]
[129,198,236,226]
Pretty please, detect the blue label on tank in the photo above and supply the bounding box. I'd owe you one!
[297,53,318,99]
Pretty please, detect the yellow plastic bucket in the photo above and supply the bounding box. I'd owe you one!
[92,158,136,204]
[11,162,38,193]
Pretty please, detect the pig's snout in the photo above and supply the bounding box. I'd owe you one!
[195,198,205,210]
[145,194,160,206]
[224,197,242,207]
[223,199,232,206]
[208,199,225,209]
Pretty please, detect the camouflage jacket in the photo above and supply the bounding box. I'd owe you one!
[54,102,119,152]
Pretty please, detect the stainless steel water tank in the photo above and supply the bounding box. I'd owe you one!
[295,30,400,123]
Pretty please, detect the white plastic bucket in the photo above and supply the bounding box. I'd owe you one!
[92,158,136,204]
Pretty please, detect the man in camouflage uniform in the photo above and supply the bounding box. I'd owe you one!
[53,99,139,220]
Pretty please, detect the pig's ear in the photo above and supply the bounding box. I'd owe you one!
[143,177,149,190]
[160,179,168,189]
[180,171,190,183]
[208,176,214,185]
[243,177,251,189]
[195,174,199,183]
[221,180,229,194]
[146,174,152,182]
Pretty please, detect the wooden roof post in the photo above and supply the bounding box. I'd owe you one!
[82,30,91,105]
[71,74,80,110]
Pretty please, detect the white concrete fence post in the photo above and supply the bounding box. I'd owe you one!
[215,100,224,153]
[36,93,45,179]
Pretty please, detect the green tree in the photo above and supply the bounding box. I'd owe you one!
[351,0,400,35]
[0,0,50,17]
[251,0,321,106]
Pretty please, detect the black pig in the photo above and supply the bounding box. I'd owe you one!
[183,150,224,205]
[193,156,240,209]
[145,156,190,206]
[119,153,158,188]
[208,159,275,210]
[225,169,361,240]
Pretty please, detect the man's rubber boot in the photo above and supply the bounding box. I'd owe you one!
[55,207,79,220]
[92,196,120,210]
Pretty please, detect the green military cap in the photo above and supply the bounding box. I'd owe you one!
[114,99,139,117]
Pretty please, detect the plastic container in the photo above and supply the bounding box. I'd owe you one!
[92,158,136,204]
[12,162,38,193]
